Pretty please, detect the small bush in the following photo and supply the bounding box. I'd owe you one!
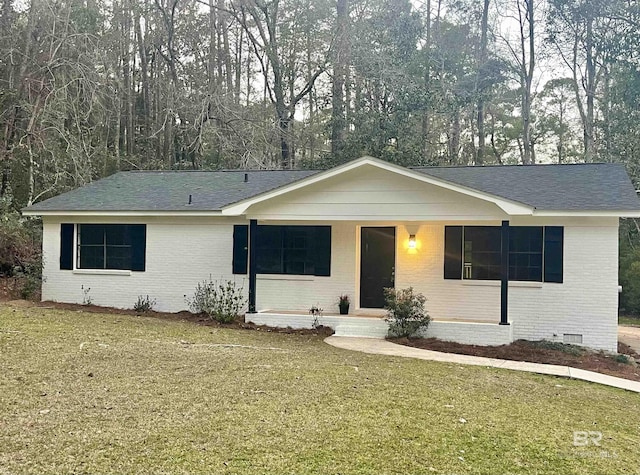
[384,287,430,338]
[82,286,92,305]
[614,354,630,364]
[526,340,586,356]
[134,295,156,313]
[186,278,246,323]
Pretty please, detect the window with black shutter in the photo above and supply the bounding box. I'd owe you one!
[444,225,563,283]
[76,224,146,271]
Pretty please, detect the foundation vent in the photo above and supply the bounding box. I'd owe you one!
[563,333,583,344]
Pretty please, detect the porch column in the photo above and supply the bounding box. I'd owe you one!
[248,219,257,313]
[500,220,510,325]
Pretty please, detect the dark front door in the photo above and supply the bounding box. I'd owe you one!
[360,227,396,308]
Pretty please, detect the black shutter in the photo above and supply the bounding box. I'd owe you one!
[444,226,463,279]
[60,223,74,270]
[544,226,563,283]
[130,224,146,271]
[314,226,331,276]
[233,225,249,274]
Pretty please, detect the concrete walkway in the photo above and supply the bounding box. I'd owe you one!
[325,336,640,394]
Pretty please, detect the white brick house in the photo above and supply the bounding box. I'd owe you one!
[23,157,640,352]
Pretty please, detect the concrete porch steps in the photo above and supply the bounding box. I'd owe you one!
[334,320,389,338]
[246,311,513,346]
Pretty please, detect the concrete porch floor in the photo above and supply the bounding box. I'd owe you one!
[245,310,512,345]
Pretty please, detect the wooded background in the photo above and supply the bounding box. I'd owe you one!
[3,0,640,311]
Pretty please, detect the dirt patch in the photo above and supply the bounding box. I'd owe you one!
[1,298,334,337]
[390,337,640,382]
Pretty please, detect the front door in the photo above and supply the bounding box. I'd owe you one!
[360,227,396,308]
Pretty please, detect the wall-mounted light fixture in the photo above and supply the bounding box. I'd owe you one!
[408,234,417,249]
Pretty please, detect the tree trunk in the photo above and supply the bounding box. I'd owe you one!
[519,0,534,165]
[421,0,431,161]
[449,108,460,164]
[476,0,490,165]
[584,15,596,161]
[331,0,348,157]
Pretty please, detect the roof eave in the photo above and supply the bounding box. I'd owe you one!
[21,209,224,217]
[533,209,640,217]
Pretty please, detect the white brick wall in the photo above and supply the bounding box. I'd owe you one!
[394,218,619,352]
[42,216,247,312]
[41,215,620,352]
[255,222,356,313]
[422,321,513,346]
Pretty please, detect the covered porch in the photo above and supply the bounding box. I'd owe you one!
[227,159,521,346]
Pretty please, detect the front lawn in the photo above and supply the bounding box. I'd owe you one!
[1,304,639,474]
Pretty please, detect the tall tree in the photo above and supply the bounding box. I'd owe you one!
[230,0,328,169]
[475,0,490,165]
[330,0,348,158]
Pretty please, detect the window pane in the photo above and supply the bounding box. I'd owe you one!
[79,245,104,269]
[283,227,314,276]
[509,226,543,282]
[105,225,130,246]
[257,226,282,249]
[256,226,283,273]
[80,225,104,245]
[464,226,501,280]
[257,249,282,273]
[106,246,132,270]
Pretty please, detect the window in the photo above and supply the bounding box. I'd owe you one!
[509,227,543,282]
[444,225,563,283]
[232,225,331,276]
[463,226,502,280]
[75,224,146,271]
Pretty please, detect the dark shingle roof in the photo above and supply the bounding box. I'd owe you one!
[25,169,320,211]
[24,162,640,213]
[413,163,640,211]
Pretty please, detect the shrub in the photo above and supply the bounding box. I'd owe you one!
[384,287,430,338]
[0,208,43,299]
[134,295,156,313]
[526,340,585,356]
[186,278,246,323]
[615,354,630,364]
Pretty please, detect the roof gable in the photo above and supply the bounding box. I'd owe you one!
[221,157,534,216]
[243,164,510,221]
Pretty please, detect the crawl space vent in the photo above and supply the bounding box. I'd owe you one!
[563,333,583,344]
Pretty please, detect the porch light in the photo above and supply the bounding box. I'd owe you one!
[408,234,417,249]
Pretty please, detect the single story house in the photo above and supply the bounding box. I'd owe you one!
[22,156,640,352]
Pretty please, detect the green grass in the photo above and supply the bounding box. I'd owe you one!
[1,305,640,474]
[619,315,640,326]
